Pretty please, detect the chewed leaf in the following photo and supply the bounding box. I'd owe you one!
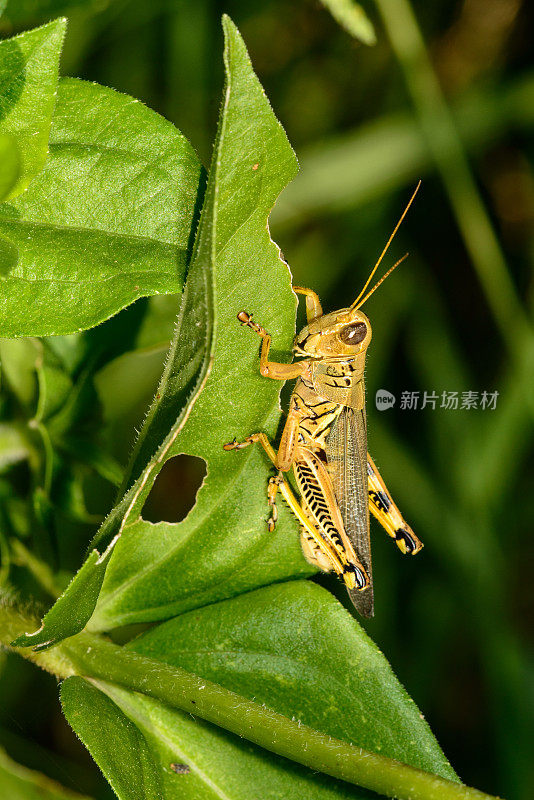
[0,77,203,337]
[10,76,211,649]
[89,15,306,632]
[10,338,211,650]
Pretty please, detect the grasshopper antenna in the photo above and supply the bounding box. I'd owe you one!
[348,181,421,314]
[355,253,409,309]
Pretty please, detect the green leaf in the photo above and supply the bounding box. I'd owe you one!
[6,603,492,800]
[0,744,90,800]
[0,422,28,470]
[0,77,203,337]
[60,678,163,800]
[319,0,376,46]
[88,15,304,632]
[0,134,20,201]
[0,338,37,408]
[12,238,211,648]
[0,19,66,200]
[61,676,369,800]
[129,581,457,781]
[135,295,179,349]
[13,13,301,649]
[11,549,109,650]
[34,339,73,423]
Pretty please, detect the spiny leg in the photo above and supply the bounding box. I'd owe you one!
[267,473,283,532]
[367,454,423,555]
[223,432,285,532]
[275,472,352,582]
[266,467,365,588]
[300,523,338,573]
[293,448,369,591]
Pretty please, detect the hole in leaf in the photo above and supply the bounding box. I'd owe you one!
[142,454,206,524]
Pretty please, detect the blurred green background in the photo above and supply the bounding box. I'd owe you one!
[1,1,533,799]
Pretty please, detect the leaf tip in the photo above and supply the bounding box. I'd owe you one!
[221,13,235,30]
[221,14,241,49]
[42,15,68,38]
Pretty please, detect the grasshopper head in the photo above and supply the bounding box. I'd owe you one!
[292,184,420,361]
[293,307,372,360]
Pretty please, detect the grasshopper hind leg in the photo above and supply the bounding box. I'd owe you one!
[300,526,368,590]
[298,499,368,591]
[300,515,336,574]
[367,454,424,555]
[224,432,369,592]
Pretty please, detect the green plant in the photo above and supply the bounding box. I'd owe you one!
[0,9,507,800]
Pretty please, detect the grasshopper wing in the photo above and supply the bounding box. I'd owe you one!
[326,405,374,617]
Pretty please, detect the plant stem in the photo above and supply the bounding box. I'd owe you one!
[61,633,501,800]
[1,599,502,800]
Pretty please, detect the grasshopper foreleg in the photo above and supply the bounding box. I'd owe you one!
[293,286,323,322]
[236,311,308,380]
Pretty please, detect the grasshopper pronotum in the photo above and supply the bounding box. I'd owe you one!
[224,185,423,617]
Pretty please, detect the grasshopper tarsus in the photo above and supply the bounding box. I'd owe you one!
[237,310,268,338]
[223,435,258,451]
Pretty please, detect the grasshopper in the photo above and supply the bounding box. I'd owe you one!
[224,185,423,617]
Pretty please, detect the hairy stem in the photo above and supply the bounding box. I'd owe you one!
[62,633,499,800]
[1,599,501,800]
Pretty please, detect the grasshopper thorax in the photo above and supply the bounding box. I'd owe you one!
[293,308,372,361]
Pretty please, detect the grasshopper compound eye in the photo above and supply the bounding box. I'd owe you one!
[339,322,367,345]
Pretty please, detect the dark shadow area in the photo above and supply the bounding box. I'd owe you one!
[142,453,206,524]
